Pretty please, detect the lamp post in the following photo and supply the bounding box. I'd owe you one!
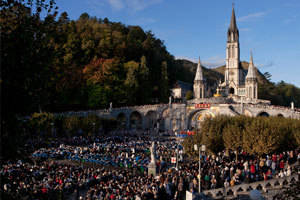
[194,144,206,193]
[92,122,96,136]
[50,122,54,137]
[176,143,179,170]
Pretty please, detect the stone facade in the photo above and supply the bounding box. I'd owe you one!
[56,102,300,132]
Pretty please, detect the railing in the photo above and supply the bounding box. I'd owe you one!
[202,174,298,199]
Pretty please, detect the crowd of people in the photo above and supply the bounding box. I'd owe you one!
[1,134,299,200]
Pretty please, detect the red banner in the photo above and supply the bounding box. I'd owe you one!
[180,131,195,135]
[195,103,210,109]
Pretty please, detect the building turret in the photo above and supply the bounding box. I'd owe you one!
[193,57,205,99]
[246,52,258,99]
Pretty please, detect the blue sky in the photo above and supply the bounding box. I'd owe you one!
[55,0,300,87]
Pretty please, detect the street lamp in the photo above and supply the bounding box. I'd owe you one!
[50,122,54,137]
[92,122,96,135]
[194,144,206,193]
[176,144,179,170]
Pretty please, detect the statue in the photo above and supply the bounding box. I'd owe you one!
[148,141,157,176]
[169,96,172,106]
[150,142,156,163]
[109,102,112,111]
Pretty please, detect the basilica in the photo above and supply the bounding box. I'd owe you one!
[70,6,299,132]
[193,6,259,103]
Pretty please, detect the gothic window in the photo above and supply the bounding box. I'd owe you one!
[254,87,256,99]
[228,47,231,58]
[232,46,235,57]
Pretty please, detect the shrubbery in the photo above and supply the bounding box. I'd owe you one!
[183,115,300,156]
[27,112,117,137]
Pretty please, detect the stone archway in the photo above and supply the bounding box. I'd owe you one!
[229,87,235,94]
[145,111,158,130]
[277,113,284,117]
[160,108,170,131]
[170,109,182,132]
[116,113,127,129]
[130,111,142,129]
[188,110,214,130]
[257,111,270,117]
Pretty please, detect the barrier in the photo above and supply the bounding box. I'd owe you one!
[202,174,298,198]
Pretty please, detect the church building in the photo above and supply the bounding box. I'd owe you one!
[193,6,258,102]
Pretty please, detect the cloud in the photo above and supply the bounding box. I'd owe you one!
[240,28,251,32]
[237,11,267,22]
[283,15,298,24]
[105,0,162,11]
[256,61,274,69]
[86,0,105,13]
[107,0,124,10]
[125,0,162,11]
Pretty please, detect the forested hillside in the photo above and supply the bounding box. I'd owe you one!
[2,7,176,114]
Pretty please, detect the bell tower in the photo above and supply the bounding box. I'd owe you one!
[225,4,241,94]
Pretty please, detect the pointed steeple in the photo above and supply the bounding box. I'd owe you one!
[229,4,238,32]
[194,57,204,81]
[246,51,256,79]
[227,4,239,42]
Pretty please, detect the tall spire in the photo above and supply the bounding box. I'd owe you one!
[246,51,256,79]
[229,4,238,32]
[194,57,204,81]
[227,4,239,42]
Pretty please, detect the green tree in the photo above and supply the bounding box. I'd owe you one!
[63,116,81,137]
[160,61,169,102]
[243,117,281,156]
[185,90,193,100]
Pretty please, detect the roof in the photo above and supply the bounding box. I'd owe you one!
[246,52,257,79]
[194,57,204,81]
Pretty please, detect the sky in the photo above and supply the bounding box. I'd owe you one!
[55,0,300,87]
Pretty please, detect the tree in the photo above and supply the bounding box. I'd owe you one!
[185,90,193,100]
[63,116,81,137]
[1,0,58,158]
[160,61,169,102]
[243,117,281,156]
